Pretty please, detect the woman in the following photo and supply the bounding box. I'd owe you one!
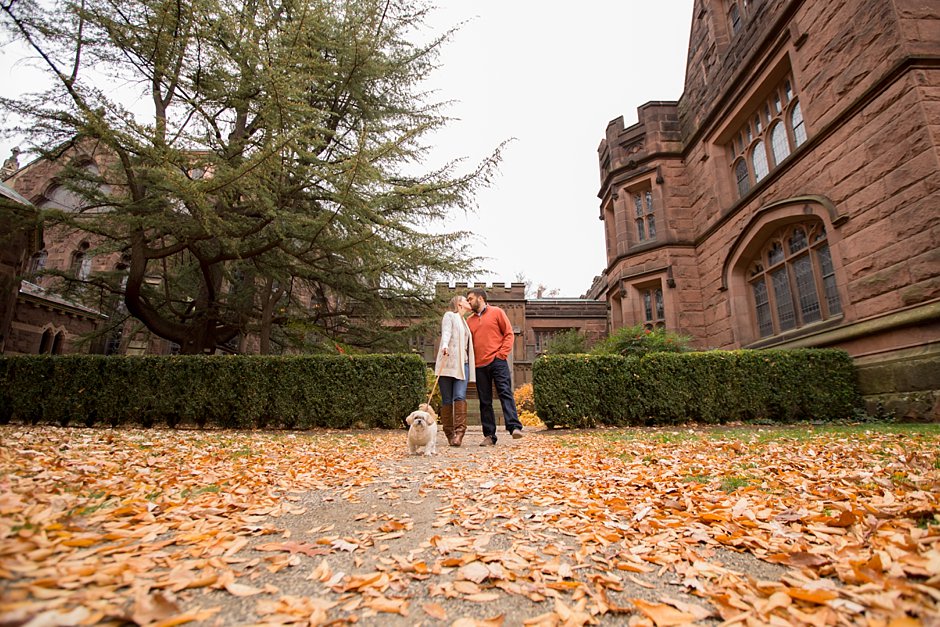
[435,295,476,446]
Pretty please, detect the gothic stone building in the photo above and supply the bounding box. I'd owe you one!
[597,0,940,419]
[0,181,104,355]
[2,142,181,355]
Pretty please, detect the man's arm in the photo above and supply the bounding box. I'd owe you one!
[497,308,514,359]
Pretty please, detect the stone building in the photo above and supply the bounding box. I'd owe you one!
[1,142,171,355]
[596,0,939,418]
[0,181,105,354]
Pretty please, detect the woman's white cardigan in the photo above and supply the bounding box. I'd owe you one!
[435,311,476,382]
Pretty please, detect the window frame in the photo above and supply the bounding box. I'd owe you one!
[638,281,666,330]
[632,188,657,244]
[746,221,841,338]
[729,73,806,198]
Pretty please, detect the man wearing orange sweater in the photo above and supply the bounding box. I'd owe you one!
[466,288,524,446]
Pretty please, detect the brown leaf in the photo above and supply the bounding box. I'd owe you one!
[256,541,328,558]
[224,581,265,597]
[131,590,182,625]
[457,561,491,584]
[363,595,408,615]
[630,598,696,626]
[422,602,447,620]
[786,587,839,604]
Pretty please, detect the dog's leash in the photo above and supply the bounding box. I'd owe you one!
[426,374,440,406]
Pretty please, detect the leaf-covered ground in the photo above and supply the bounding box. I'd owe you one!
[1,424,938,626]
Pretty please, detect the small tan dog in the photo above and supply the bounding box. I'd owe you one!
[405,403,438,456]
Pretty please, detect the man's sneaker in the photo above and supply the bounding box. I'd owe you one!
[510,429,523,439]
[479,436,496,446]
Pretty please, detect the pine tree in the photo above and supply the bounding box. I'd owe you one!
[1,0,499,353]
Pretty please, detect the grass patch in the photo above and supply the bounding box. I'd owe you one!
[180,484,221,499]
[593,423,940,444]
[720,476,751,492]
[683,474,711,484]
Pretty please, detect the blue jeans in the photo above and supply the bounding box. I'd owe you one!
[439,363,470,405]
[475,358,522,441]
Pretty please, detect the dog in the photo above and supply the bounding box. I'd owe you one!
[405,403,438,456]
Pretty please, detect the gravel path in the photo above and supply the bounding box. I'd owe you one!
[189,426,787,626]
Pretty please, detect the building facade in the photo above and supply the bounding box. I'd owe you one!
[597,0,940,419]
[1,181,106,355]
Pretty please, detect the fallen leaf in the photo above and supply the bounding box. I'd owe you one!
[631,598,696,626]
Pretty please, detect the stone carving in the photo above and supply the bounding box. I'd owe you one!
[1,147,21,177]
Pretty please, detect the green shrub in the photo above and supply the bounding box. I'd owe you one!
[591,324,692,357]
[0,354,426,429]
[543,329,590,355]
[533,349,861,428]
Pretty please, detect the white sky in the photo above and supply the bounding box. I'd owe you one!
[0,1,694,297]
[420,2,694,296]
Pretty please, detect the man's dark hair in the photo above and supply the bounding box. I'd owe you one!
[467,287,488,302]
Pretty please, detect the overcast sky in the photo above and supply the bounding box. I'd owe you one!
[420,2,694,296]
[0,1,694,297]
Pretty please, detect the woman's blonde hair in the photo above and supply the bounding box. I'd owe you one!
[448,295,464,312]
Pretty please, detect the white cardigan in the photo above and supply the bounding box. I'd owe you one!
[435,311,476,381]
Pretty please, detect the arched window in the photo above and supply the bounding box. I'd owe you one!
[728,3,742,34]
[751,141,769,181]
[747,221,842,338]
[641,284,665,330]
[770,122,790,165]
[28,249,47,275]
[728,74,807,198]
[791,101,807,146]
[38,161,105,213]
[69,241,92,280]
[39,328,53,354]
[51,332,64,354]
[734,159,750,197]
[633,190,657,242]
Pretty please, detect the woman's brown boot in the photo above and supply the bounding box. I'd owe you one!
[452,400,468,446]
[440,404,455,446]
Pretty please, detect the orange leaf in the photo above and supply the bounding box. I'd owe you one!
[616,561,654,573]
[61,537,99,547]
[422,602,447,620]
[465,592,501,602]
[786,587,838,604]
[631,598,696,626]
[224,581,264,597]
[363,595,408,615]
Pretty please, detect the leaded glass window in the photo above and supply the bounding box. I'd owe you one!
[747,221,842,338]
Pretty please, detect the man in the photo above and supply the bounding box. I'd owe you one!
[465,288,524,446]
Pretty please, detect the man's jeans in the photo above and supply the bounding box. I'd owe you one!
[475,358,523,441]
[439,363,470,405]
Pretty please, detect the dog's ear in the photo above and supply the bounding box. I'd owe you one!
[405,412,416,426]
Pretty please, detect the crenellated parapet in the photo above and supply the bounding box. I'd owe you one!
[436,281,527,300]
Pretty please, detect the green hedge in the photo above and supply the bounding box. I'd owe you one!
[0,354,426,429]
[533,349,862,428]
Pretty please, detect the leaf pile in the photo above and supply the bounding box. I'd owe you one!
[1,425,938,626]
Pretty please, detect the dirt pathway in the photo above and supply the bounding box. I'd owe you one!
[196,427,788,626]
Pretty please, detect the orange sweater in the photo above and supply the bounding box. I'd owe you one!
[466,305,514,367]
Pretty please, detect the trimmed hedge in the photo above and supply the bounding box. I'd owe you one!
[0,354,426,429]
[533,349,862,428]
